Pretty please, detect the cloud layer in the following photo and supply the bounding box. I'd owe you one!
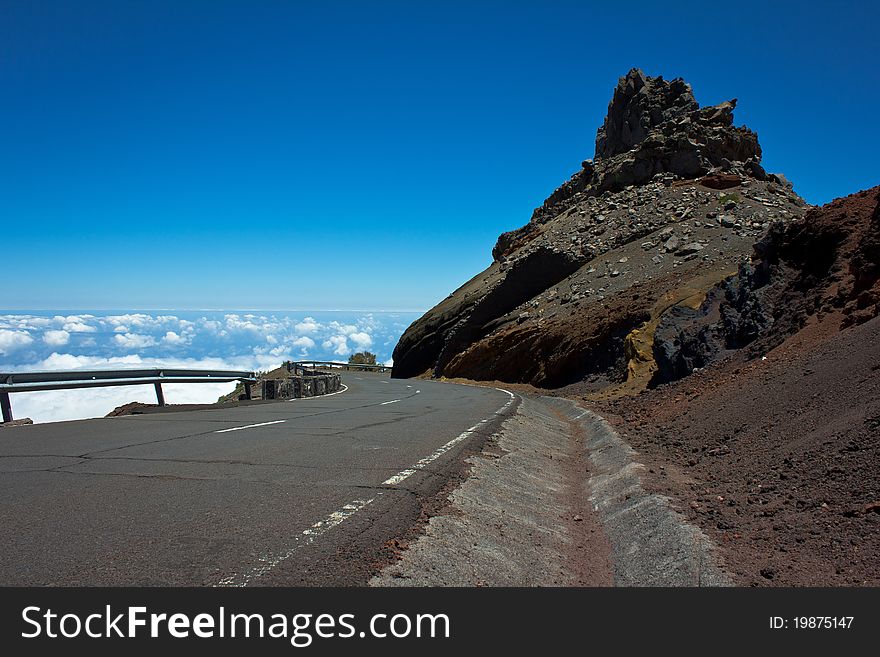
[0,310,418,424]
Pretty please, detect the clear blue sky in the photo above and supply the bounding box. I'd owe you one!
[2,0,878,311]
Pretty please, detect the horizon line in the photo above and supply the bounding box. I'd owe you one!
[0,307,429,314]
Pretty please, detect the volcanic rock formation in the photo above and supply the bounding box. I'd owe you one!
[652,186,880,383]
[595,187,880,586]
[392,69,805,387]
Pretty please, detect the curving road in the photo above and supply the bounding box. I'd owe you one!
[0,373,514,585]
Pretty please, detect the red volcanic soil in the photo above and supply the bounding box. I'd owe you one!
[590,187,880,586]
[597,313,880,586]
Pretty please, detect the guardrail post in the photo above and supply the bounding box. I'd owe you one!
[244,382,252,400]
[1,392,12,423]
[154,382,165,407]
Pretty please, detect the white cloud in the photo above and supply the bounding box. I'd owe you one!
[10,386,159,425]
[329,322,359,336]
[100,314,180,332]
[43,330,70,346]
[113,333,157,350]
[0,329,34,356]
[53,314,93,324]
[35,352,144,371]
[349,331,372,348]
[322,335,349,356]
[225,315,262,332]
[30,352,248,373]
[8,381,237,425]
[104,313,151,328]
[161,331,190,346]
[0,329,34,355]
[62,321,96,333]
[0,310,419,422]
[160,382,237,406]
[0,315,51,330]
[295,317,321,334]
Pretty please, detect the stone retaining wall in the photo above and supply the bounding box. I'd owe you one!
[260,373,341,400]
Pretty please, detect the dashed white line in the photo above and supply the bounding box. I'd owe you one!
[380,399,400,405]
[302,499,373,537]
[214,420,286,434]
[215,498,374,587]
[215,386,517,586]
[381,388,515,486]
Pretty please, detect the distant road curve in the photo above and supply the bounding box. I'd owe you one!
[0,373,514,586]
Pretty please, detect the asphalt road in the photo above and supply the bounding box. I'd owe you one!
[0,373,514,585]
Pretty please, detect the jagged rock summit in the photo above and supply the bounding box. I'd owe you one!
[596,68,758,164]
[392,69,805,390]
[504,68,768,256]
[596,69,700,159]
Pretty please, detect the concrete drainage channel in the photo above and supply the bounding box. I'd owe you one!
[543,397,732,586]
[373,392,731,587]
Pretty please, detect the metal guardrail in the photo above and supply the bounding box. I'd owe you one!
[0,368,257,423]
[287,360,392,374]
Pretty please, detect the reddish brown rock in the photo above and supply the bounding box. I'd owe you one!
[393,69,803,383]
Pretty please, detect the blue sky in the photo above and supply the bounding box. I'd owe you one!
[2,0,878,311]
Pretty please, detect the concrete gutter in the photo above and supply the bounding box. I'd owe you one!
[542,396,732,586]
[371,390,732,587]
[371,394,612,586]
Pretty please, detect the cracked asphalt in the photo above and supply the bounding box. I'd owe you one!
[0,373,512,585]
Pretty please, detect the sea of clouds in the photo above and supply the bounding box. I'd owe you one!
[0,310,420,424]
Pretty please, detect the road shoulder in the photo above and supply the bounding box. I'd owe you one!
[371,394,614,586]
[372,391,732,586]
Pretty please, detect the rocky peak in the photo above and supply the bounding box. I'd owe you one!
[391,69,806,386]
[595,68,699,160]
[519,69,767,234]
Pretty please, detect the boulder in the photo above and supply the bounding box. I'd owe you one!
[701,174,743,190]
[676,242,705,256]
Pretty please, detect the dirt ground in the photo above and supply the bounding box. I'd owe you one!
[586,311,880,586]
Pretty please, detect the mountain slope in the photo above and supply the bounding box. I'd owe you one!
[392,68,806,389]
[594,186,880,585]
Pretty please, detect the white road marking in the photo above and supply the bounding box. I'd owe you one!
[302,499,374,536]
[573,410,588,420]
[415,390,420,394]
[287,383,349,401]
[214,420,286,433]
[216,386,351,432]
[215,386,517,586]
[381,381,389,384]
[382,388,515,486]
[215,498,375,587]
[380,399,400,405]
[406,385,412,388]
